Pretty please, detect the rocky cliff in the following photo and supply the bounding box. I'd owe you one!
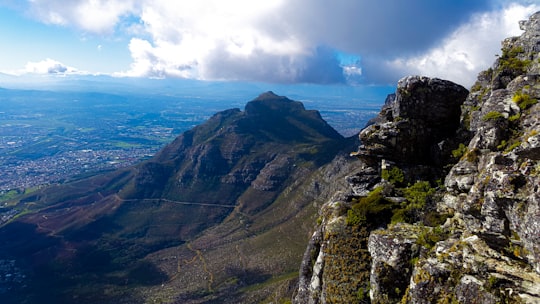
[295,12,540,304]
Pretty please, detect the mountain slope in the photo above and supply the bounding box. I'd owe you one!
[0,91,352,303]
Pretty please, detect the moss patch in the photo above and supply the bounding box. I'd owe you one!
[482,111,504,121]
[512,91,538,110]
[347,187,395,226]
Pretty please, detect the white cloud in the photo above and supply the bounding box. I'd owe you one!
[370,3,540,87]
[13,0,540,84]
[27,0,138,34]
[120,0,314,81]
[24,58,79,75]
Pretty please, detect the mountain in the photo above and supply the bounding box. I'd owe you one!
[0,91,354,303]
[295,12,540,303]
[4,11,540,303]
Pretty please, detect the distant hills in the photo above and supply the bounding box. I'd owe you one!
[0,73,393,103]
[0,91,357,303]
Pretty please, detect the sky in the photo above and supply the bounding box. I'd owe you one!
[0,0,539,88]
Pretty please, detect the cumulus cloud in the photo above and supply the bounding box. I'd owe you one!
[119,0,493,83]
[119,0,318,82]
[13,0,539,84]
[25,0,138,34]
[363,3,540,87]
[25,58,78,74]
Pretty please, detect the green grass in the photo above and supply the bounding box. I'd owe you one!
[112,141,143,148]
[482,111,504,121]
[240,271,298,293]
[0,190,21,203]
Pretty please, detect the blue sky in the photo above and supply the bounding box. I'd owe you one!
[0,0,539,87]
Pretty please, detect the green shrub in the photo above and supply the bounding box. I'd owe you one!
[416,226,448,250]
[403,181,435,208]
[507,241,529,259]
[451,143,467,159]
[499,46,531,73]
[462,113,471,130]
[505,141,521,153]
[502,45,524,58]
[357,287,366,301]
[512,91,538,110]
[346,208,365,226]
[391,181,437,224]
[390,208,407,225]
[347,187,394,226]
[482,111,504,121]
[465,148,480,162]
[381,166,405,185]
[423,211,451,227]
[508,113,521,122]
[470,82,483,93]
[485,275,502,291]
[497,140,508,150]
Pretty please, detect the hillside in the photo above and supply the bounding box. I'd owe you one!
[0,92,355,303]
[295,12,540,303]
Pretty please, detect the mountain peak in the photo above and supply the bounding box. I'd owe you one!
[245,91,304,118]
[239,92,343,142]
[254,91,285,101]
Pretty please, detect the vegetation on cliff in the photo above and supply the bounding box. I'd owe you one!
[295,11,540,304]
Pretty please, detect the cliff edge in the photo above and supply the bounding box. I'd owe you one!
[295,11,540,304]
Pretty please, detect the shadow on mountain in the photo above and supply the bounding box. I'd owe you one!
[0,221,169,304]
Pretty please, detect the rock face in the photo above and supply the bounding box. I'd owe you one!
[294,75,469,304]
[358,76,468,165]
[295,11,540,304]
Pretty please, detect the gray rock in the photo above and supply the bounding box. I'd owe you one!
[368,224,421,303]
[358,76,468,166]
[295,11,540,304]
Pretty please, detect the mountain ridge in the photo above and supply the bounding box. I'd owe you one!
[0,91,352,303]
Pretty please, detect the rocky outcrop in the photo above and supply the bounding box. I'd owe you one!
[294,75,469,303]
[423,11,540,302]
[357,76,468,166]
[295,11,540,304]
